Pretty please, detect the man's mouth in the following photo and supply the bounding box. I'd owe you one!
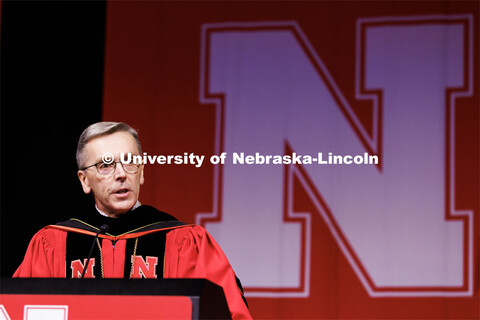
[112,188,131,196]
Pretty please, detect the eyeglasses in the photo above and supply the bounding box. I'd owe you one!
[81,161,141,176]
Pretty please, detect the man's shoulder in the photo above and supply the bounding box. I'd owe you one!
[25,226,67,249]
[166,224,213,246]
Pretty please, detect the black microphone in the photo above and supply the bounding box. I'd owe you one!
[80,224,110,279]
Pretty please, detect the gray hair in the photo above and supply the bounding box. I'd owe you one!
[76,122,142,169]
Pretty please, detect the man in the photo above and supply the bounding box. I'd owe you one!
[14,122,251,319]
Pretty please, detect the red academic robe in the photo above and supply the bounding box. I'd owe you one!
[14,222,251,319]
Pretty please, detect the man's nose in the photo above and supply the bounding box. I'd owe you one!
[114,162,127,180]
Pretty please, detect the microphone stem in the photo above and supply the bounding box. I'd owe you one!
[81,225,108,279]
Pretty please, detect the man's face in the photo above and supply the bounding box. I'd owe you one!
[77,131,144,217]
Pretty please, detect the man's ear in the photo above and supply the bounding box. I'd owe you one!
[139,165,145,185]
[77,170,92,194]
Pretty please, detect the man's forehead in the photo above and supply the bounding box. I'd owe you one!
[84,131,139,157]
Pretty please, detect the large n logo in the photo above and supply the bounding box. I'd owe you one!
[197,16,475,298]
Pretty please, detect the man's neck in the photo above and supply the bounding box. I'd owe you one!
[95,201,141,218]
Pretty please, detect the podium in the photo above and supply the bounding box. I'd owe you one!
[0,278,231,319]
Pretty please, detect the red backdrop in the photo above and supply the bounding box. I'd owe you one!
[102,1,479,319]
